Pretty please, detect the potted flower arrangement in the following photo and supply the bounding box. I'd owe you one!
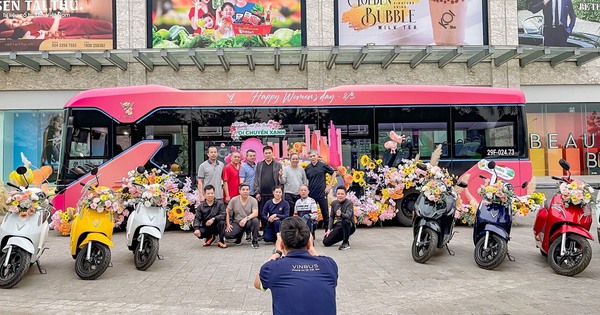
[345,155,399,225]
[164,175,198,230]
[51,207,76,236]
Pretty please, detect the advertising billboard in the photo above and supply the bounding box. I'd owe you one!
[336,0,486,46]
[150,0,304,48]
[518,0,600,47]
[0,0,115,51]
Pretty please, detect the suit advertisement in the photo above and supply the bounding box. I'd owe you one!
[335,0,486,45]
[518,0,600,47]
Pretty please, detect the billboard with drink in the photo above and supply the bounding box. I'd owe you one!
[150,0,304,48]
[335,0,486,45]
[0,0,115,52]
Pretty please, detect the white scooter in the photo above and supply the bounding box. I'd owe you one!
[124,166,173,270]
[0,166,51,288]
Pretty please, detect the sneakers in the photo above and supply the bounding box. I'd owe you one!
[203,235,215,247]
[252,241,260,249]
[218,241,228,249]
[245,233,251,241]
[339,243,350,251]
[234,238,243,245]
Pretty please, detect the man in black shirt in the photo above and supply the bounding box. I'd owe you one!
[254,146,283,232]
[193,185,228,248]
[323,186,356,250]
[305,150,337,230]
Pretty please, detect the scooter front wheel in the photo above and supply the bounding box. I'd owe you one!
[134,235,159,271]
[0,247,31,289]
[549,233,592,277]
[75,242,111,280]
[412,227,437,263]
[474,233,508,270]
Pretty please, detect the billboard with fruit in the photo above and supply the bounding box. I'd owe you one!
[149,0,304,48]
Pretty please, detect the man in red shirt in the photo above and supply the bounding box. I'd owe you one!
[223,151,241,203]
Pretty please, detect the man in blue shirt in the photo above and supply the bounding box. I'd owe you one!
[239,149,257,195]
[254,216,338,315]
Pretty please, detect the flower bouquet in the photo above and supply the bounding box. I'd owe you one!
[476,179,515,207]
[558,180,594,209]
[79,186,123,216]
[511,195,539,218]
[51,207,76,236]
[418,179,449,204]
[454,203,477,226]
[5,189,52,218]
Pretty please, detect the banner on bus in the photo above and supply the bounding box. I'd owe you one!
[335,0,486,45]
[0,0,115,52]
[149,0,304,48]
[517,0,600,47]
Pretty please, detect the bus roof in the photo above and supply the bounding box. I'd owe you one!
[65,85,526,123]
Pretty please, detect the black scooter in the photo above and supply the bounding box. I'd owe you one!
[411,163,468,263]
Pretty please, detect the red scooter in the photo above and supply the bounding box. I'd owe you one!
[533,159,594,276]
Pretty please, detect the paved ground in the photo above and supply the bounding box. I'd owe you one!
[1,214,599,314]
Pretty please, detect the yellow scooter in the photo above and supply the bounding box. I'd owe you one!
[70,168,116,280]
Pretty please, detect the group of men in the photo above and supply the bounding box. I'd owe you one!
[192,146,356,251]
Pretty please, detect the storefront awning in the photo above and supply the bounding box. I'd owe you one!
[0,46,598,72]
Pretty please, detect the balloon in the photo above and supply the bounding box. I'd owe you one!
[32,166,53,187]
[9,168,34,187]
[384,141,398,154]
[240,138,264,162]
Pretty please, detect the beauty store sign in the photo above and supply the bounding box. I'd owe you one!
[335,0,486,45]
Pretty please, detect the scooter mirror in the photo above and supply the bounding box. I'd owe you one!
[136,166,146,174]
[91,168,99,176]
[521,181,528,189]
[417,163,428,171]
[457,181,468,188]
[16,166,27,175]
[487,161,496,169]
[559,159,570,171]
[177,183,184,190]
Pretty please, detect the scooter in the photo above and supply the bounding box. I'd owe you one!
[0,166,51,288]
[473,161,527,270]
[70,168,115,280]
[412,163,468,263]
[533,159,594,276]
[124,166,173,271]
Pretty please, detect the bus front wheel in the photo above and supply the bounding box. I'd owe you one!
[396,190,418,227]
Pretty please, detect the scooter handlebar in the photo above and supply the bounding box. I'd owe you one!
[6,182,21,190]
[551,176,564,181]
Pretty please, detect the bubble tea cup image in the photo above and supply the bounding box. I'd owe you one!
[429,0,467,45]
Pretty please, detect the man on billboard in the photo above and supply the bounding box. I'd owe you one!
[528,0,576,46]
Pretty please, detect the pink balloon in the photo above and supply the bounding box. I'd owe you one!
[240,138,264,162]
[384,141,398,154]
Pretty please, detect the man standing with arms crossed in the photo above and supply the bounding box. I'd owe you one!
[254,146,283,232]
[279,152,307,216]
[197,146,224,203]
[305,150,337,230]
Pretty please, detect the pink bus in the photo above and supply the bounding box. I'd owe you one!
[53,85,531,226]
